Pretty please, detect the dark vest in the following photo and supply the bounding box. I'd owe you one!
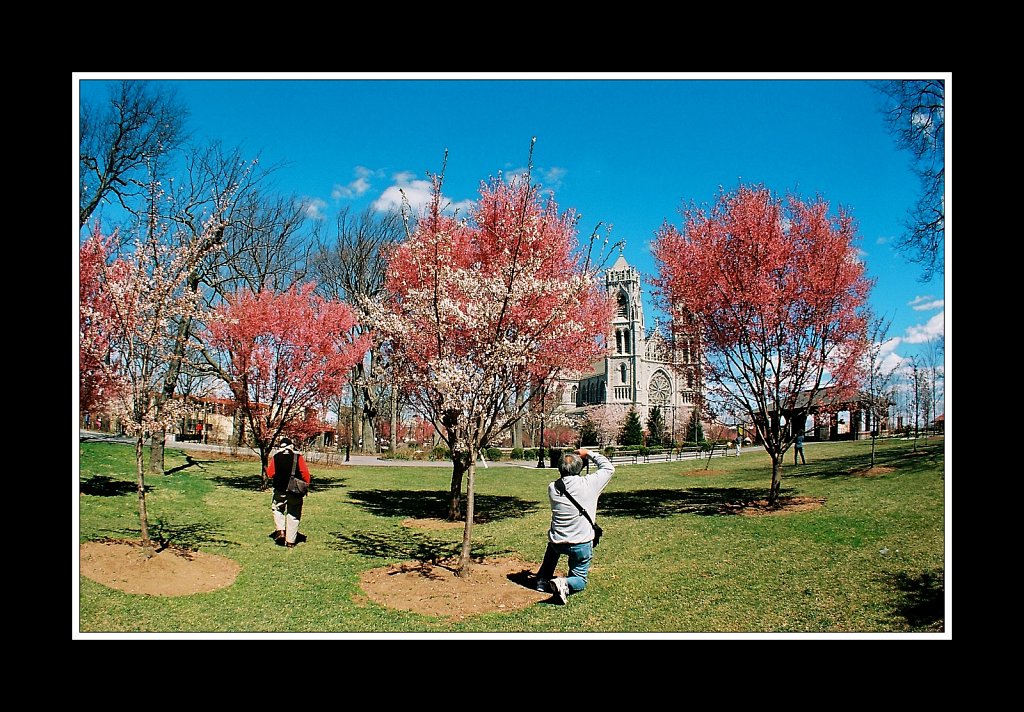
[272,451,297,491]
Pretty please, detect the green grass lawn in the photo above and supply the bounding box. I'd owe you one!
[76,437,947,636]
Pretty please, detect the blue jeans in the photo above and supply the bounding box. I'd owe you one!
[537,541,593,595]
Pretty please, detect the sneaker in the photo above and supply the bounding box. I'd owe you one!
[535,578,549,593]
[548,577,569,604]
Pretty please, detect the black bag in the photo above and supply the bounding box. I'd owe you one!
[285,453,308,496]
[554,479,603,548]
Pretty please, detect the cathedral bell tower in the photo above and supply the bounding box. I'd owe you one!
[605,250,645,406]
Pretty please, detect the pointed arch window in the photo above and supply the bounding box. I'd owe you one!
[616,292,628,318]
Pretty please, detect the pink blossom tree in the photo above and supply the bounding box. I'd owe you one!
[652,184,872,505]
[79,226,126,417]
[367,155,613,576]
[204,283,370,486]
[581,404,630,448]
[78,215,225,553]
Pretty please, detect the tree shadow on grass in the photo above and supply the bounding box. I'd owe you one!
[310,473,348,491]
[600,486,798,518]
[347,489,540,523]
[79,475,150,497]
[163,454,226,475]
[886,567,945,632]
[93,518,237,553]
[211,472,348,492]
[328,528,514,564]
[782,441,945,481]
[211,473,266,491]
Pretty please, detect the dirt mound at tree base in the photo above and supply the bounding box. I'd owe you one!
[358,557,549,619]
[79,540,241,596]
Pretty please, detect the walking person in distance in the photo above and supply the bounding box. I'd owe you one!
[267,438,311,548]
[794,432,807,465]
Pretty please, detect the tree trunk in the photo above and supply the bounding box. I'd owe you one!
[447,450,470,521]
[513,389,524,449]
[335,393,345,451]
[352,380,364,452]
[456,450,476,577]
[390,387,398,454]
[768,455,782,506]
[148,430,166,474]
[870,434,877,468]
[135,435,153,556]
[150,307,194,472]
[363,417,376,455]
[704,441,716,470]
[235,410,246,448]
[260,450,271,491]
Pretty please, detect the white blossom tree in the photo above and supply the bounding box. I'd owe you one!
[366,152,613,576]
[79,208,226,554]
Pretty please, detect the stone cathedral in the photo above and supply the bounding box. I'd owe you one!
[556,251,700,443]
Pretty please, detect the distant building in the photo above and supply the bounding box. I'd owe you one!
[556,251,700,444]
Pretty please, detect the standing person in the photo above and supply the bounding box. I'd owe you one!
[535,447,615,604]
[266,438,311,548]
[794,432,806,464]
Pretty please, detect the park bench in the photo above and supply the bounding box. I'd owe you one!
[643,449,673,463]
[607,451,639,465]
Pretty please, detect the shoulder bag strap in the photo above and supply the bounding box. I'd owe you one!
[554,478,596,527]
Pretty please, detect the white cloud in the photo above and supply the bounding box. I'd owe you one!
[302,197,328,220]
[903,311,945,344]
[880,350,907,375]
[879,336,901,357]
[332,165,379,200]
[541,166,567,189]
[876,235,890,245]
[372,172,474,216]
[502,166,568,191]
[449,199,475,215]
[909,295,944,311]
[504,167,529,185]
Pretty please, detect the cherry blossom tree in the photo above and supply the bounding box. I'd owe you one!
[204,283,370,487]
[78,214,225,553]
[79,227,126,416]
[581,404,630,448]
[367,155,613,576]
[652,184,872,505]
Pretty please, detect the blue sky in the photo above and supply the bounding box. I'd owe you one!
[75,72,949,390]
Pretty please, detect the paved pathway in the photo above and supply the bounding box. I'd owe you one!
[78,430,512,468]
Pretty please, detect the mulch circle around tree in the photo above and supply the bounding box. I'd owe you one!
[357,557,550,619]
[79,539,241,596]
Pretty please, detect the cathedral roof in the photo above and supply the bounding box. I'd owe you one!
[610,253,631,271]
